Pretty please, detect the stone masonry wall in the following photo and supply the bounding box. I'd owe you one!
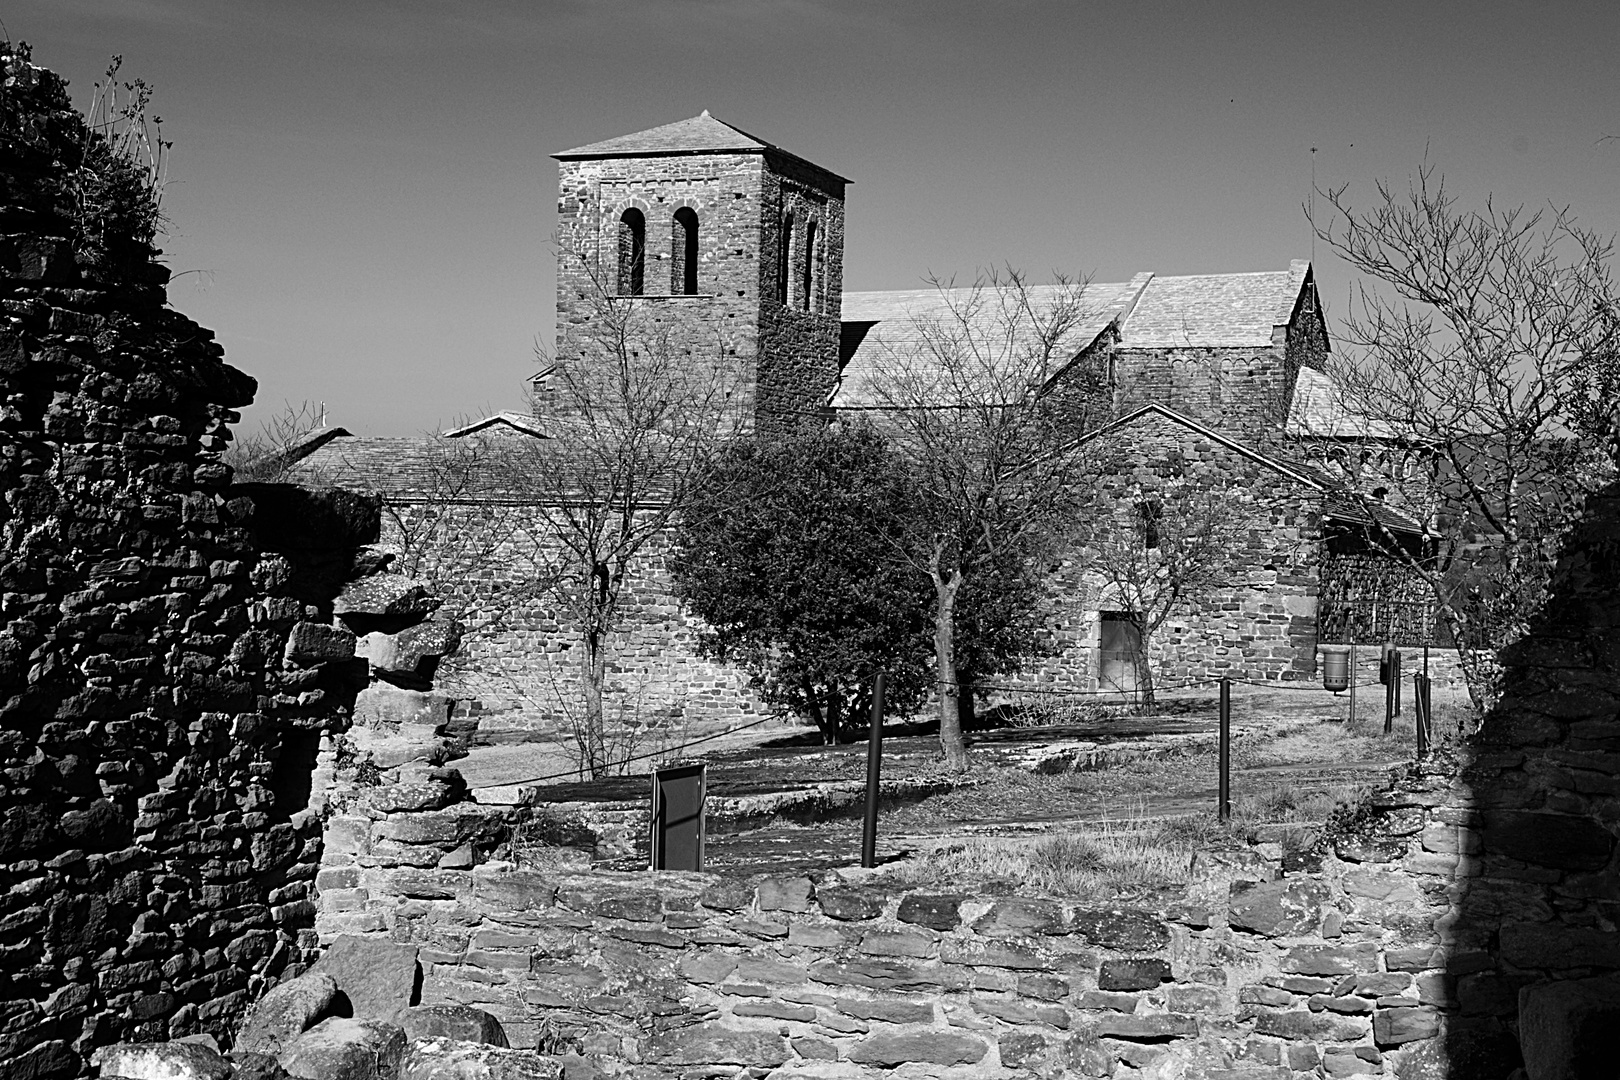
[1016,409,1323,692]
[304,480,1620,1079]
[1114,347,1294,444]
[0,48,376,1077]
[376,501,768,739]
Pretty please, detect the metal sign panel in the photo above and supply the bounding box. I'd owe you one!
[649,762,706,872]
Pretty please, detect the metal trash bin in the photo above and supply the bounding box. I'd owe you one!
[1320,644,1351,692]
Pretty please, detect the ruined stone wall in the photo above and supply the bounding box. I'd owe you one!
[0,48,373,1077]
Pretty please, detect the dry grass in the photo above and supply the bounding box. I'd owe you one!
[887,811,1199,900]
[884,773,1373,901]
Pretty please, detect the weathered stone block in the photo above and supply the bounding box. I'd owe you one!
[397,1038,561,1079]
[1069,908,1169,950]
[836,998,934,1024]
[234,972,340,1057]
[1373,1006,1440,1047]
[335,575,441,619]
[1228,877,1330,937]
[285,622,357,665]
[859,929,934,958]
[1518,974,1620,1080]
[974,897,1068,938]
[790,1035,838,1060]
[279,1017,406,1080]
[1076,990,1139,1011]
[1095,1013,1197,1040]
[1250,1008,1369,1042]
[897,892,966,930]
[847,1031,988,1066]
[939,939,1054,971]
[733,999,815,1021]
[808,957,967,991]
[641,1025,788,1066]
[394,1005,508,1047]
[1499,922,1620,970]
[1279,944,1377,976]
[92,1041,231,1080]
[1098,958,1171,991]
[756,875,813,911]
[999,1032,1050,1069]
[816,884,883,921]
[310,936,421,1019]
[471,869,557,912]
[1480,811,1615,871]
[975,997,1070,1028]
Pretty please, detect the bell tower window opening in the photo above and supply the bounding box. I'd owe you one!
[618,208,645,296]
[671,208,699,295]
[777,211,795,306]
[801,220,818,312]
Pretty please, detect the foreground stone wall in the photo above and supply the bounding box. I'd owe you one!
[0,48,377,1077]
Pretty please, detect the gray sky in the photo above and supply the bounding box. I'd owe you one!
[11,0,1619,436]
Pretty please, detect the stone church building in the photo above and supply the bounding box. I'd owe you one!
[289,113,1425,733]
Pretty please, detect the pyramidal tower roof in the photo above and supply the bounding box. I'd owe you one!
[553,111,849,181]
[554,110,771,159]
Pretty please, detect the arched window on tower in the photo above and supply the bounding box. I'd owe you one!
[618,208,645,296]
[671,208,699,295]
[777,212,794,306]
[801,219,817,312]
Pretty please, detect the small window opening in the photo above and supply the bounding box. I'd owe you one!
[1371,486,1389,501]
[269,728,321,821]
[1137,500,1162,549]
[671,208,699,295]
[618,208,645,295]
[777,212,794,306]
[801,219,817,312]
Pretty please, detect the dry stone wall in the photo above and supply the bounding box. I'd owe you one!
[0,47,381,1077]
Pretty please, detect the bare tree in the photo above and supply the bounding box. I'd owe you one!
[864,267,1108,771]
[509,247,746,777]
[1310,165,1617,711]
[1080,476,1262,709]
[222,399,330,483]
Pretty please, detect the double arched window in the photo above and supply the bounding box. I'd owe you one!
[671,207,699,295]
[617,208,645,296]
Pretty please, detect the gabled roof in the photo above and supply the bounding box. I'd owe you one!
[284,422,552,501]
[832,263,1315,408]
[1286,365,1401,440]
[1075,403,1424,535]
[1118,261,1310,348]
[442,411,552,439]
[833,278,1147,409]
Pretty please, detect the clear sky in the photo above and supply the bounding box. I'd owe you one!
[10,1,1619,437]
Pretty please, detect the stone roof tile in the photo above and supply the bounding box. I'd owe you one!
[1119,264,1306,348]
[554,111,770,159]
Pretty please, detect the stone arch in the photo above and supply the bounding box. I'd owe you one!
[671,207,699,295]
[617,207,646,296]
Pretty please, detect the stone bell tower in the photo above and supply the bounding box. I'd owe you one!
[550,112,848,430]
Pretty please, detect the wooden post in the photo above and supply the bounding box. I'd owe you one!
[861,672,886,868]
[1218,677,1231,823]
[1413,672,1428,757]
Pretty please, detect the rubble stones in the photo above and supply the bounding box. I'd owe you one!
[1228,878,1330,937]
[92,1042,233,1080]
[279,1017,407,1080]
[335,575,442,619]
[310,936,422,1019]
[235,973,341,1057]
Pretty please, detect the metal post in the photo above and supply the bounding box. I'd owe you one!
[1218,677,1231,823]
[1348,640,1357,730]
[860,672,886,868]
[1413,672,1428,757]
[1393,648,1402,716]
[1384,657,1396,734]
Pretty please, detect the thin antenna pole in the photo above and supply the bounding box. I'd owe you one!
[1310,147,1317,264]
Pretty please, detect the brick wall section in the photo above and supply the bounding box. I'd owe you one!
[0,51,373,1077]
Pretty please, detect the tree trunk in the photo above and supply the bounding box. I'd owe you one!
[826,687,843,745]
[956,672,976,734]
[932,567,969,773]
[1135,626,1156,712]
[580,626,608,778]
[801,677,830,744]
